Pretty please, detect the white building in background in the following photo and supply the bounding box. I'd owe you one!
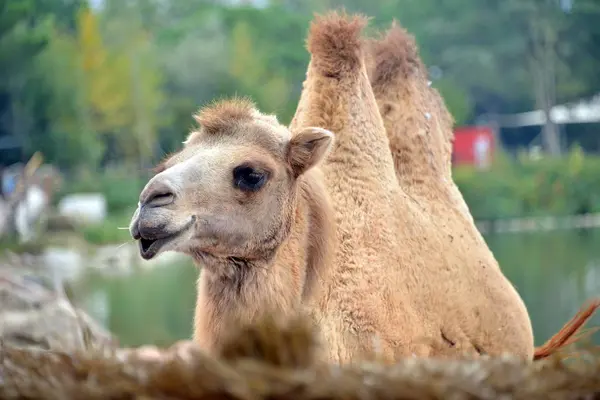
[221,0,269,7]
[90,0,269,11]
[496,93,600,128]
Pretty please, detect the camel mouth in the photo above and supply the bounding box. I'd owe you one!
[139,236,175,260]
[137,219,194,260]
[139,237,159,258]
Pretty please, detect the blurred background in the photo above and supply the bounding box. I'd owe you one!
[0,0,599,349]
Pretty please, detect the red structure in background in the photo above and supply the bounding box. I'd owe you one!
[452,125,495,167]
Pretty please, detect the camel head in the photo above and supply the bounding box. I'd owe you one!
[129,98,333,270]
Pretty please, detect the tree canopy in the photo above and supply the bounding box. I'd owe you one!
[1,0,598,171]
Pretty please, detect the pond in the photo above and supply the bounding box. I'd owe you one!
[73,228,600,348]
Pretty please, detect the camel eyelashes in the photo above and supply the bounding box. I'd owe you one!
[233,165,268,192]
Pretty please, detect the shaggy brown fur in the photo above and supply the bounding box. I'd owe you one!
[192,97,256,137]
[307,13,367,78]
[363,20,600,362]
[2,315,600,400]
[288,11,600,363]
[217,314,319,367]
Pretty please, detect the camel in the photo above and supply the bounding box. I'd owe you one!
[129,12,598,363]
[129,99,337,353]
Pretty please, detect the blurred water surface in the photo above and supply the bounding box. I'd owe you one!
[73,228,600,348]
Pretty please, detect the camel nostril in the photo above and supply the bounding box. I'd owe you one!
[145,191,175,207]
[140,180,177,208]
[141,182,175,208]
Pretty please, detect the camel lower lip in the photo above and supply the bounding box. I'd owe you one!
[137,219,194,260]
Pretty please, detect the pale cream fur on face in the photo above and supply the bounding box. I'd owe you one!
[131,105,333,262]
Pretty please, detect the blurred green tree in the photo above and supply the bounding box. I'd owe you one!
[2,0,600,169]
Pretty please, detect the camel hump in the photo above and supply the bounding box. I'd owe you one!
[367,21,456,190]
[533,298,600,360]
[306,11,368,77]
[368,21,425,89]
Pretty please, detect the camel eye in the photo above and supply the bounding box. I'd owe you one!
[233,165,267,192]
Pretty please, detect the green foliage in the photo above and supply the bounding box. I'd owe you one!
[0,237,47,255]
[0,0,49,84]
[56,166,148,215]
[2,0,600,170]
[434,78,472,125]
[80,211,134,245]
[219,5,310,123]
[454,148,600,220]
[35,25,105,168]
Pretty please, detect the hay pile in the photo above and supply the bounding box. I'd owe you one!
[2,316,600,400]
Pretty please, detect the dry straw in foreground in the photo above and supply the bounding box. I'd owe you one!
[2,314,600,400]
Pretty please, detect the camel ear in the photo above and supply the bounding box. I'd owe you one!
[287,127,334,177]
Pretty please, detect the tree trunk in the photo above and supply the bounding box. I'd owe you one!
[529,8,561,156]
[541,18,561,156]
[540,104,561,156]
